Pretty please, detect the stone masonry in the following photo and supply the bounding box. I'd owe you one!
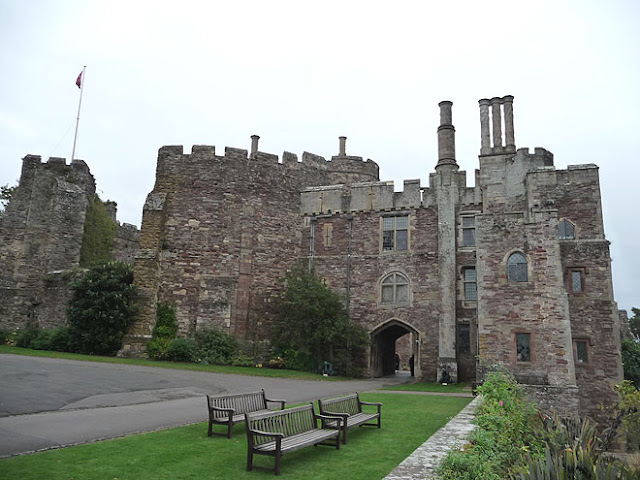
[122,95,624,418]
[0,156,139,331]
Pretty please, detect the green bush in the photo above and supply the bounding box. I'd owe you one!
[195,329,238,365]
[67,261,136,355]
[615,381,640,452]
[438,369,544,479]
[29,327,70,352]
[147,303,179,360]
[166,338,197,362]
[0,328,10,345]
[622,338,640,389]
[15,325,40,348]
[231,354,254,367]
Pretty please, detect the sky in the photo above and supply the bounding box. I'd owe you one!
[0,0,639,313]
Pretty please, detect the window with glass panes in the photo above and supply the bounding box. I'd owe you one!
[559,219,575,240]
[458,324,470,353]
[570,269,584,292]
[462,216,476,247]
[508,253,528,282]
[381,272,409,304]
[463,267,477,301]
[382,216,408,252]
[574,340,588,364]
[516,333,531,362]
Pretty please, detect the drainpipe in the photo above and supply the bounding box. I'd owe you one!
[346,214,354,313]
[309,216,316,273]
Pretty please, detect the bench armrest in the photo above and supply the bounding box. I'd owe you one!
[264,398,286,409]
[210,406,235,415]
[315,414,343,429]
[321,410,349,420]
[359,401,382,414]
[247,428,285,439]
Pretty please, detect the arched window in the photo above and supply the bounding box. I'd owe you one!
[381,272,409,304]
[507,252,528,282]
[558,219,575,240]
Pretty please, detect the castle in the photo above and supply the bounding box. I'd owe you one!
[0,96,624,417]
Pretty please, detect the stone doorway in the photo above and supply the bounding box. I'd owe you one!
[370,319,419,378]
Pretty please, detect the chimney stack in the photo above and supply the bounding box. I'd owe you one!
[338,136,347,156]
[437,101,457,168]
[250,135,260,158]
[478,96,516,154]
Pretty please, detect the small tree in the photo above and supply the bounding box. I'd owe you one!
[0,183,16,211]
[67,261,135,355]
[272,263,367,376]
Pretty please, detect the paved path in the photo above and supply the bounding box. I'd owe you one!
[0,354,413,458]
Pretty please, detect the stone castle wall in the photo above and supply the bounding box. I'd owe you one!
[122,142,380,354]
[0,156,95,330]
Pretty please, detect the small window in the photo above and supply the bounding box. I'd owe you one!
[507,253,528,282]
[323,223,333,247]
[574,340,589,364]
[381,272,409,304]
[462,216,476,247]
[516,333,531,362]
[458,324,470,353]
[463,267,477,301]
[570,269,584,292]
[559,219,575,240]
[382,216,409,252]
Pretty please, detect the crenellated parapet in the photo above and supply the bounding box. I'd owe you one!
[154,136,378,187]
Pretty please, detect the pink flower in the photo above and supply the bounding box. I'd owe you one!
[499,400,503,406]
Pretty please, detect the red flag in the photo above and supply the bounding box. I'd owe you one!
[75,71,83,88]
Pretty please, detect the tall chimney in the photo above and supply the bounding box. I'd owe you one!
[491,97,503,149]
[250,135,260,158]
[479,98,491,155]
[502,95,515,150]
[338,136,347,156]
[437,101,457,167]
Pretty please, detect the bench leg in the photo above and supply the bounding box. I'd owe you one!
[246,449,253,471]
[227,419,233,439]
[275,452,282,476]
[207,420,213,437]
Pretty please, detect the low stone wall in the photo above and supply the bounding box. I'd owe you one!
[385,396,481,479]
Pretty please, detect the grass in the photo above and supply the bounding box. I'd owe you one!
[0,393,471,480]
[0,345,348,381]
[381,381,471,393]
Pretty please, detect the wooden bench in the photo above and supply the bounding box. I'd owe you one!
[206,389,285,438]
[245,403,343,475]
[318,392,381,444]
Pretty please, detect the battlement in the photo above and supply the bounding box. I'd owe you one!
[156,136,379,185]
[300,178,424,215]
[21,154,92,176]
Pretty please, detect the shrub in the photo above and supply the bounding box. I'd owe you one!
[438,369,543,479]
[621,338,640,389]
[147,303,179,360]
[14,324,40,348]
[231,354,254,367]
[67,261,136,355]
[0,328,10,345]
[166,338,197,362]
[615,381,640,452]
[195,329,238,365]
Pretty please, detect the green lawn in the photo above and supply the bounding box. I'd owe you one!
[0,345,347,381]
[0,394,471,480]
[381,381,471,393]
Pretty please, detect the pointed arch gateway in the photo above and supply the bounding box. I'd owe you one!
[370,318,420,378]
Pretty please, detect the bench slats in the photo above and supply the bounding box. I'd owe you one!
[246,403,342,475]
[207,389,285,438]
[318,392,382,444]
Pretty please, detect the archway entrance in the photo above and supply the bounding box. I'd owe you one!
[370,319,419,378]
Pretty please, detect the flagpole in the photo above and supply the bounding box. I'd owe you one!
[71,66,86,161]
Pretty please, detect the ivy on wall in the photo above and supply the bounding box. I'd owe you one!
[79,195,117,267]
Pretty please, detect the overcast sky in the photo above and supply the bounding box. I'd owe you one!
[1,0,638,313]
